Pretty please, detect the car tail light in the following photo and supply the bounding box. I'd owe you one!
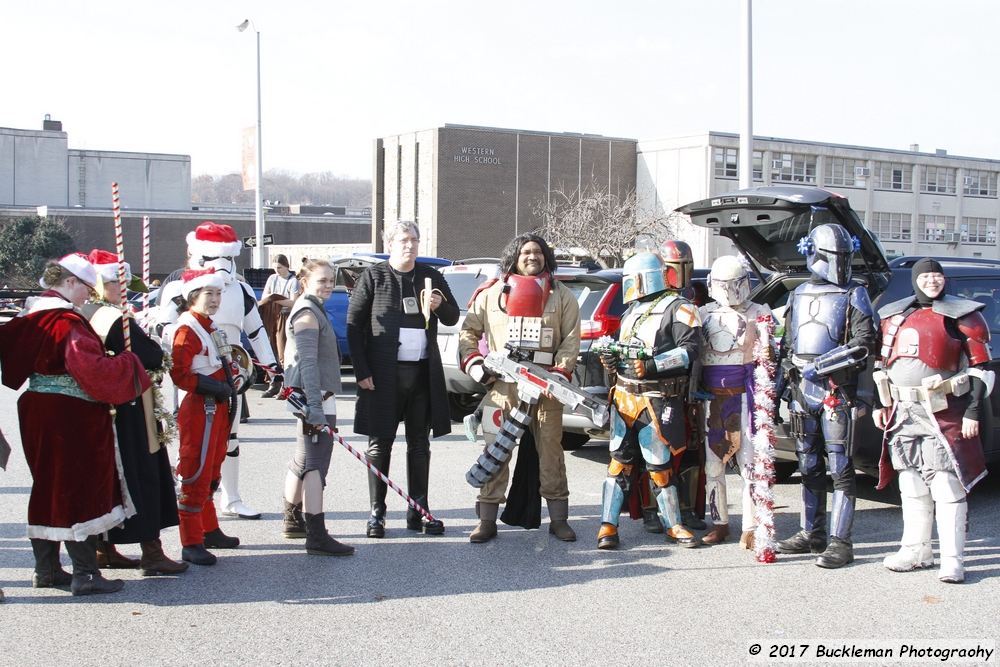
[580,284,621,339]
[580,311,620,339]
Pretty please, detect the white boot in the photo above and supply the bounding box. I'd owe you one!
[220,450,261,520]
[930,472,967,584]
[936,500,967,583]
[884,492,934,571]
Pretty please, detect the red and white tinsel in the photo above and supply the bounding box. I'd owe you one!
[751,312,778,562]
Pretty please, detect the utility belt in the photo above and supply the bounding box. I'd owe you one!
[876,370,970,413]
[616,374,689,398]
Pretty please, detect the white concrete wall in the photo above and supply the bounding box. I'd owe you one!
[69,150,190,210]
[0,128,69,206]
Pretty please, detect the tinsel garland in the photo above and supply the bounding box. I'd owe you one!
[148,353,178,448]
[751,312,778,563]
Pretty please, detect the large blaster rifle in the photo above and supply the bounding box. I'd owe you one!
[801,344,869,384]
[466,345,609,488]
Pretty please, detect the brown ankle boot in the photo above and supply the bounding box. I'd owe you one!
[471,502,499,543]
[96,540,139,569]
[546,499,577,542]
[139,539,190,576]
[739,530,756,550]
[702,524,732,545]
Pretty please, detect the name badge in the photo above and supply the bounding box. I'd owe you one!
[403,297,419,315]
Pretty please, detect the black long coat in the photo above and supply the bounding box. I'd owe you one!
[103,313,179,543]
[347,261,459,439]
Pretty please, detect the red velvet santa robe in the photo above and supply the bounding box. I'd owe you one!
[0,292,149,541]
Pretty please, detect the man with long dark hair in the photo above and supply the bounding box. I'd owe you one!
[460,233,581,543]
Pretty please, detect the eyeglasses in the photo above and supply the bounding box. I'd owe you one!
[394,237,420,246]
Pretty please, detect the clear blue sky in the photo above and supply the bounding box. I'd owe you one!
[3,0,997,179]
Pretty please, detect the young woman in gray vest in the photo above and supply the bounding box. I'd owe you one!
[280,259,354,556]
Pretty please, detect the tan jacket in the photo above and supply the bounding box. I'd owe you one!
[459,277,581,375]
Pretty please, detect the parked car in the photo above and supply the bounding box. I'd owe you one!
[324,254,451,365]
[678,185,1000,477]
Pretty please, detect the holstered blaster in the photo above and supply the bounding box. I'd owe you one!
[803,344,869,384]
[486,345,609,428]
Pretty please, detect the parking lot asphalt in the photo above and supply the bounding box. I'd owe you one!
[2,378,999,667]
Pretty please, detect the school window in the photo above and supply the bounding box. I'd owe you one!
[921,166,956,194]
[963,170,998,197]
[713,148,764,181]
[869,212,911,242]
[771,152,817,184]
[714,147,738,178]
[873,161,912,191]
[919,214,955,242]
[962,217,997,244]
[825,158,865,187]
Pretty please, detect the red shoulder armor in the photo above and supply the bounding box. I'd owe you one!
[467,278,499,309]
[958,311,992,366]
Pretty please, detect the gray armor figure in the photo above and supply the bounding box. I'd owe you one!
[776,223,877,569]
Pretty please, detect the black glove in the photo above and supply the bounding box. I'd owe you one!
[599,351,619,371]
[195,375,233,403]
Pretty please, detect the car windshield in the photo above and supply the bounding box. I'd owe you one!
[443,270,493,311]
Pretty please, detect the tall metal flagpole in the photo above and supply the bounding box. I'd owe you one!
[254,29,264,268]
[739,0,753,190]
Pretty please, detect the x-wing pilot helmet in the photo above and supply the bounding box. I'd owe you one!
[659,240,694,290]
[803,223,855,286]
[622,252,668,303]
[709,255,751,307]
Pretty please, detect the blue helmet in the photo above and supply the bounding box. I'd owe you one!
[622,252,667,303]
[801,223,856,286]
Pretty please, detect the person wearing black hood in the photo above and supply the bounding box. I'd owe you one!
[872,258,993,584]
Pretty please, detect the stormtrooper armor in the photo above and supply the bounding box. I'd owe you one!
[158,222,277,520]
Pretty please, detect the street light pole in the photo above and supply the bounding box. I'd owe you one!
[238,19,265,268]
[739,0,753,190]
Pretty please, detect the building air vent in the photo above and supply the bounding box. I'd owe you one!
[855,167,871,177]
[947,232,962,244]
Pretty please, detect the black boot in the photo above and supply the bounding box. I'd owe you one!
[65,536,124,596]
[642,508,665,534]
[283,500,307,539]
[304,513,355,556]
[203,528,240,549]
[31,539,72,588]
[406,452,445,535]
[366,452,390,538]
[776,529,828,554]
[816,536,854,569]
[261,374,283,399]
[677,464,707,530]
[181,544,217,566]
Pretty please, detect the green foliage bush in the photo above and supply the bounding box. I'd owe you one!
[0,216,77,288]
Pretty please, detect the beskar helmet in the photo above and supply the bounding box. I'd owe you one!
[622,252,667,303]
[659,240,694,290]
[801,223,855,286]
[709,255,751,307]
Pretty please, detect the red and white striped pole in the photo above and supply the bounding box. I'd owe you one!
[111,182,131,351]
[142,215,150,311]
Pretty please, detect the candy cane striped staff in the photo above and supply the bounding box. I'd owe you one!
[111,182,130,351]
[280,387,436,522]
[142,215,150,311]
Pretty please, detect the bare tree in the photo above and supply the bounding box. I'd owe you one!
[534,181,686,268]
[192,170,371,207]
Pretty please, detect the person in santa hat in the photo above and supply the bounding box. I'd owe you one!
[169,268,243,565]
[82,249,188,576]
[157,222,278,520]
[0,253,149,596]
